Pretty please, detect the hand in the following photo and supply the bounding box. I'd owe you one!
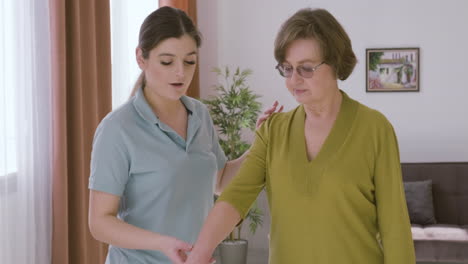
[159,236,193,264]
[256,100,284,129]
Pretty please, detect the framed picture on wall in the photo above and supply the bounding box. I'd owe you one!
[366,47,420,92]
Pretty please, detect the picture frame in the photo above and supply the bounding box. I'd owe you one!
[366,47,420,92]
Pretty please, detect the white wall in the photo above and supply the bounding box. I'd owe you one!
[198,0,219,100]
[198,0,468,163]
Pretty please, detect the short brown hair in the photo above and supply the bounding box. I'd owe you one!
[274,8,356,80]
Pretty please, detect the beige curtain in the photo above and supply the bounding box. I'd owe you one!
[50,0,112,263]
[160,0,200,98]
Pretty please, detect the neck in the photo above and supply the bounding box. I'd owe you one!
[303,88,342,120]
[143,86,185,119]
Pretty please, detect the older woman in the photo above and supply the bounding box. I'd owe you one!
[186,8,415,264]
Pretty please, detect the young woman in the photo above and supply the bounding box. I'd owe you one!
[88,6,280,264]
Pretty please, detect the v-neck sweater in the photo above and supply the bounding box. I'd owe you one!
[217,91,415,264]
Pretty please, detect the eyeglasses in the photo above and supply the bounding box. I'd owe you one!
[275,61,325,78]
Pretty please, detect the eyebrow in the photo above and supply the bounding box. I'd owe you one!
[283,58,320,65]
[158,51,197,57]
[297,59,319,64]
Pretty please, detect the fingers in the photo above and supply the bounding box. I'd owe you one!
[264,100,278,115]
[256,101,284,129]
[179,241,193,252]
[178,250,188,262]
[177,241,192,262]
[167,240,193,264]
[264,101,283,115]
[258,116,267,123]
[169,248,191,264]
[278,105,284,113]
[255,117,267,129]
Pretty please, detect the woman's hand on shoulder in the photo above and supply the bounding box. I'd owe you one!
[256,100,283,129]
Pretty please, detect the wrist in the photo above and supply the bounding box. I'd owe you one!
[151,233,167,252]
[191,244,214,260]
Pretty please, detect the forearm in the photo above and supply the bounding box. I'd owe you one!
[216,150,249,193]
[189,201,241,261]
[90,215,166,251]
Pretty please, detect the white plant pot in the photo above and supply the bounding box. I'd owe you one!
[219,239,248,264]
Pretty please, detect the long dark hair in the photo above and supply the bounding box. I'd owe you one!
[130,6,202,97]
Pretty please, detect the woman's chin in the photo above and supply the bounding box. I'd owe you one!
[170,89,188,99]
[293,94,309,104]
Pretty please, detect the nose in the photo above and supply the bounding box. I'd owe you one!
[174,61,185,78]
[289,68,303,84]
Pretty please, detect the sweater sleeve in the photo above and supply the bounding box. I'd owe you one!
[374,120,415,264]
[216,119,269,219]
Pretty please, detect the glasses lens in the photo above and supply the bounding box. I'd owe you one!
[278,65,292,77]
[297,65,315,78]
[277,62,323,78]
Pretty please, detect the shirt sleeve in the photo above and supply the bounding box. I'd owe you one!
[374,120,416,263]
[88,118,130,196]
[216,119,269,219]
[206,109,227,171]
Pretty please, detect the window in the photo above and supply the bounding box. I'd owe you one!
[110,0,159,108]
[1,0,52,261]
[0,0,17,179]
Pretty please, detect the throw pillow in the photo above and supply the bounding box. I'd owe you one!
[403,180,437,225]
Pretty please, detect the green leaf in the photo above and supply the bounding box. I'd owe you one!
[204,65,264,239]
[212,67,221,75]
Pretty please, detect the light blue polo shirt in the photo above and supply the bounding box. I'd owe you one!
[89,87,227,264]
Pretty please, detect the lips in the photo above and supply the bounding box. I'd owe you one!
[294,89,307,95]
[170,82,184,88]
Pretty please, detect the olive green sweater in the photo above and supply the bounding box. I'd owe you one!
[217,91,415,264]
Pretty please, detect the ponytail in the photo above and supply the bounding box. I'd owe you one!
[129,71,145,99]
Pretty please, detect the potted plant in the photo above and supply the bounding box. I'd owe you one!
[203,66,264,264]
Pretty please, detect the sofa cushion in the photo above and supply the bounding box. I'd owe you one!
[411,224,468,241]
[401,162,468,226]
[404,180,437,225]
[411,224,468,262]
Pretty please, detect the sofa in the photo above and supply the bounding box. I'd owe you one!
[402,162,468,263]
